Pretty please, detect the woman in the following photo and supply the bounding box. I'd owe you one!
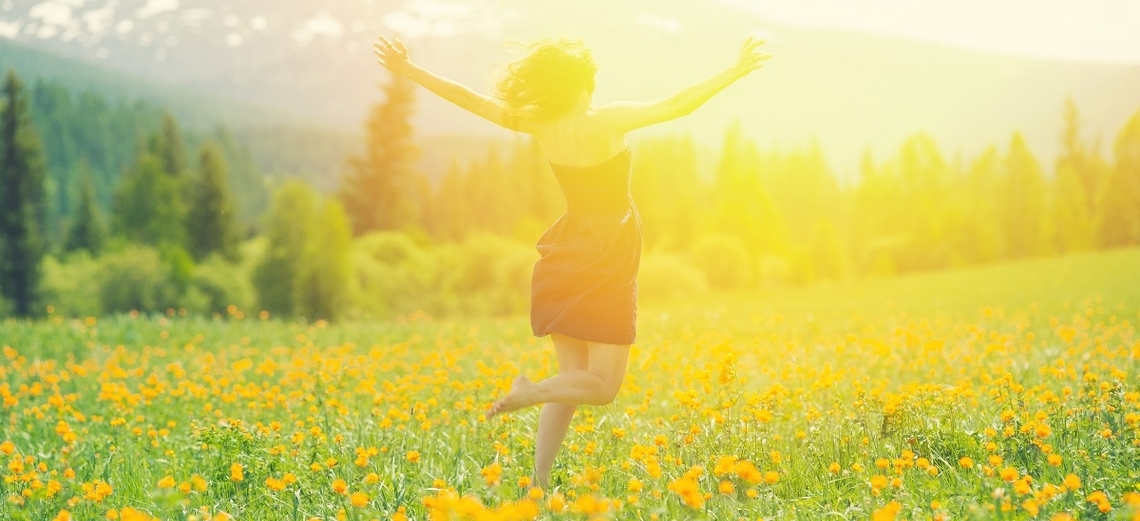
[374,34,770,489]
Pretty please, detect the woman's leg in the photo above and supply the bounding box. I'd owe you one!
[486,338,631,415]
[533,334,588,490]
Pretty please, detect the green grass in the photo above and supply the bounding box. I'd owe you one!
[2,248,1139,520]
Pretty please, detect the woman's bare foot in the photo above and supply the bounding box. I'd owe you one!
[486,376,540,419]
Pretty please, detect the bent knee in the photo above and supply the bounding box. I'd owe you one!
[590,379,623,406]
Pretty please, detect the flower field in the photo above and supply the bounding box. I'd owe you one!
[2,249,1140,521]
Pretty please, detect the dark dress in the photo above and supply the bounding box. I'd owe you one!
[530,147,642,345]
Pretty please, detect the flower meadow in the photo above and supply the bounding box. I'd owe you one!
[2,251,1140,521]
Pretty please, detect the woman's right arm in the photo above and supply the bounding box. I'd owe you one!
[375,36,528,132]
[598,38,770,132]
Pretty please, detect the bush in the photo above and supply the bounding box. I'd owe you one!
[688,235,754,290]
[185,255,256,316]
[98,245,180,314]
[638,252,707,301]
[41,253,105,317]
[352,231,439,319]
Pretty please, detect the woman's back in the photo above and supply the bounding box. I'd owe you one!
[528,109,628,168]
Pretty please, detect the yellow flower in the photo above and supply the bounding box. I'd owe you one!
[52,510,72,521]
[349,491,369,508]
[190,475,208,492]
[719,480,735,494]
[265,477,286,492]
[999,467,1018,482]
[406,451,420,463]
[1047,454,1062,466]
[763,471,780,485]
[156,476,176,489]
[0,440,14,455]
[332,478,348,495]
[828,462,841,474]
[872,501,901,521]
[229,463,243,482]
[481,462,502,486]
[1063,473,1081,490]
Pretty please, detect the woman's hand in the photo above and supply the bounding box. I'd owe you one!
[732,37,771,75]
[374,36,414,76]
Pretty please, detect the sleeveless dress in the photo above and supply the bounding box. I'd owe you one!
[530,147,642,345]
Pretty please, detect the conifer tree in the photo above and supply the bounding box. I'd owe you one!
[186,143,240,261]
[64,162,106,256]
[0,70,48,317]
[1000,133,1048,258]
[341,74,419,234]
[1097,109,1140,247]
[113,153,184,247]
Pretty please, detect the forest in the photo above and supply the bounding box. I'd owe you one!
[1,68,1139,321]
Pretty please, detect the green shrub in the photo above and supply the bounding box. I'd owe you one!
[687,235,754,290]
[41,253,104,317]
[98,246,180,314]
[185,255,256,315]
[638,253,707,301]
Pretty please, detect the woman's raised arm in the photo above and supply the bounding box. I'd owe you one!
[374,36,525,132]
[598,37,770,133]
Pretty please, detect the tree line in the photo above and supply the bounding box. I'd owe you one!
[2,67,1139,320]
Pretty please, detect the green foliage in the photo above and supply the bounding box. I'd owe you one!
[40,252,103,316]
[637,252,708,301]
[186,142,240,262]
[184,254,255,316]
[294,199,353,321]
[252,181,317,318]
[351,231,439,318]
[112,153,185,247]
[63,164,106,255]
[688,235,754,290]
[97,245,180,314]
[341,74,420,234]
[1097,109,1140,248]
[0,69,48,317]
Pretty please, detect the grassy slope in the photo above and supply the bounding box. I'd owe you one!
[645,247,1140,326]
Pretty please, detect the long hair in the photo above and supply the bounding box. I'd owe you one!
[493,37,597,125]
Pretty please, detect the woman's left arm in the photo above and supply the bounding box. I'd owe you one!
[374,36,524,132]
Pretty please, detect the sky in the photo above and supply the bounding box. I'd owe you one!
[717,0,1140,65]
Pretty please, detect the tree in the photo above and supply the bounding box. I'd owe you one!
[0,70,48,317]
[294,199,353,321]
[64,162,106,256]
[341,74,420,234]
[152,112,186,178]
[186,143,240,261]
[253,181,317,318]
[1097,109,1140,247]
[113,153,184,247]
[999,133,1048,258]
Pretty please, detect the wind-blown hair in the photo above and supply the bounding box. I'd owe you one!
[493,37,597,125]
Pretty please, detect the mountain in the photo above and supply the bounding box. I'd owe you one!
[3,0,1140,177]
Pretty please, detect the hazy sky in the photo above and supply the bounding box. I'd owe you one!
[717,0,1140,64]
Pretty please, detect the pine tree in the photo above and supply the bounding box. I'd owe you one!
[113,153,184,247]
[186,143,240,261]
[152,112,186,177]
[0,70,48,317]
[341,74,420,234]
[64,162,106,255]
[1000,133,1048,258]
[1097,109,1140,247]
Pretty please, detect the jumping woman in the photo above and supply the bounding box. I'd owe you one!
[374,34,770,489]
